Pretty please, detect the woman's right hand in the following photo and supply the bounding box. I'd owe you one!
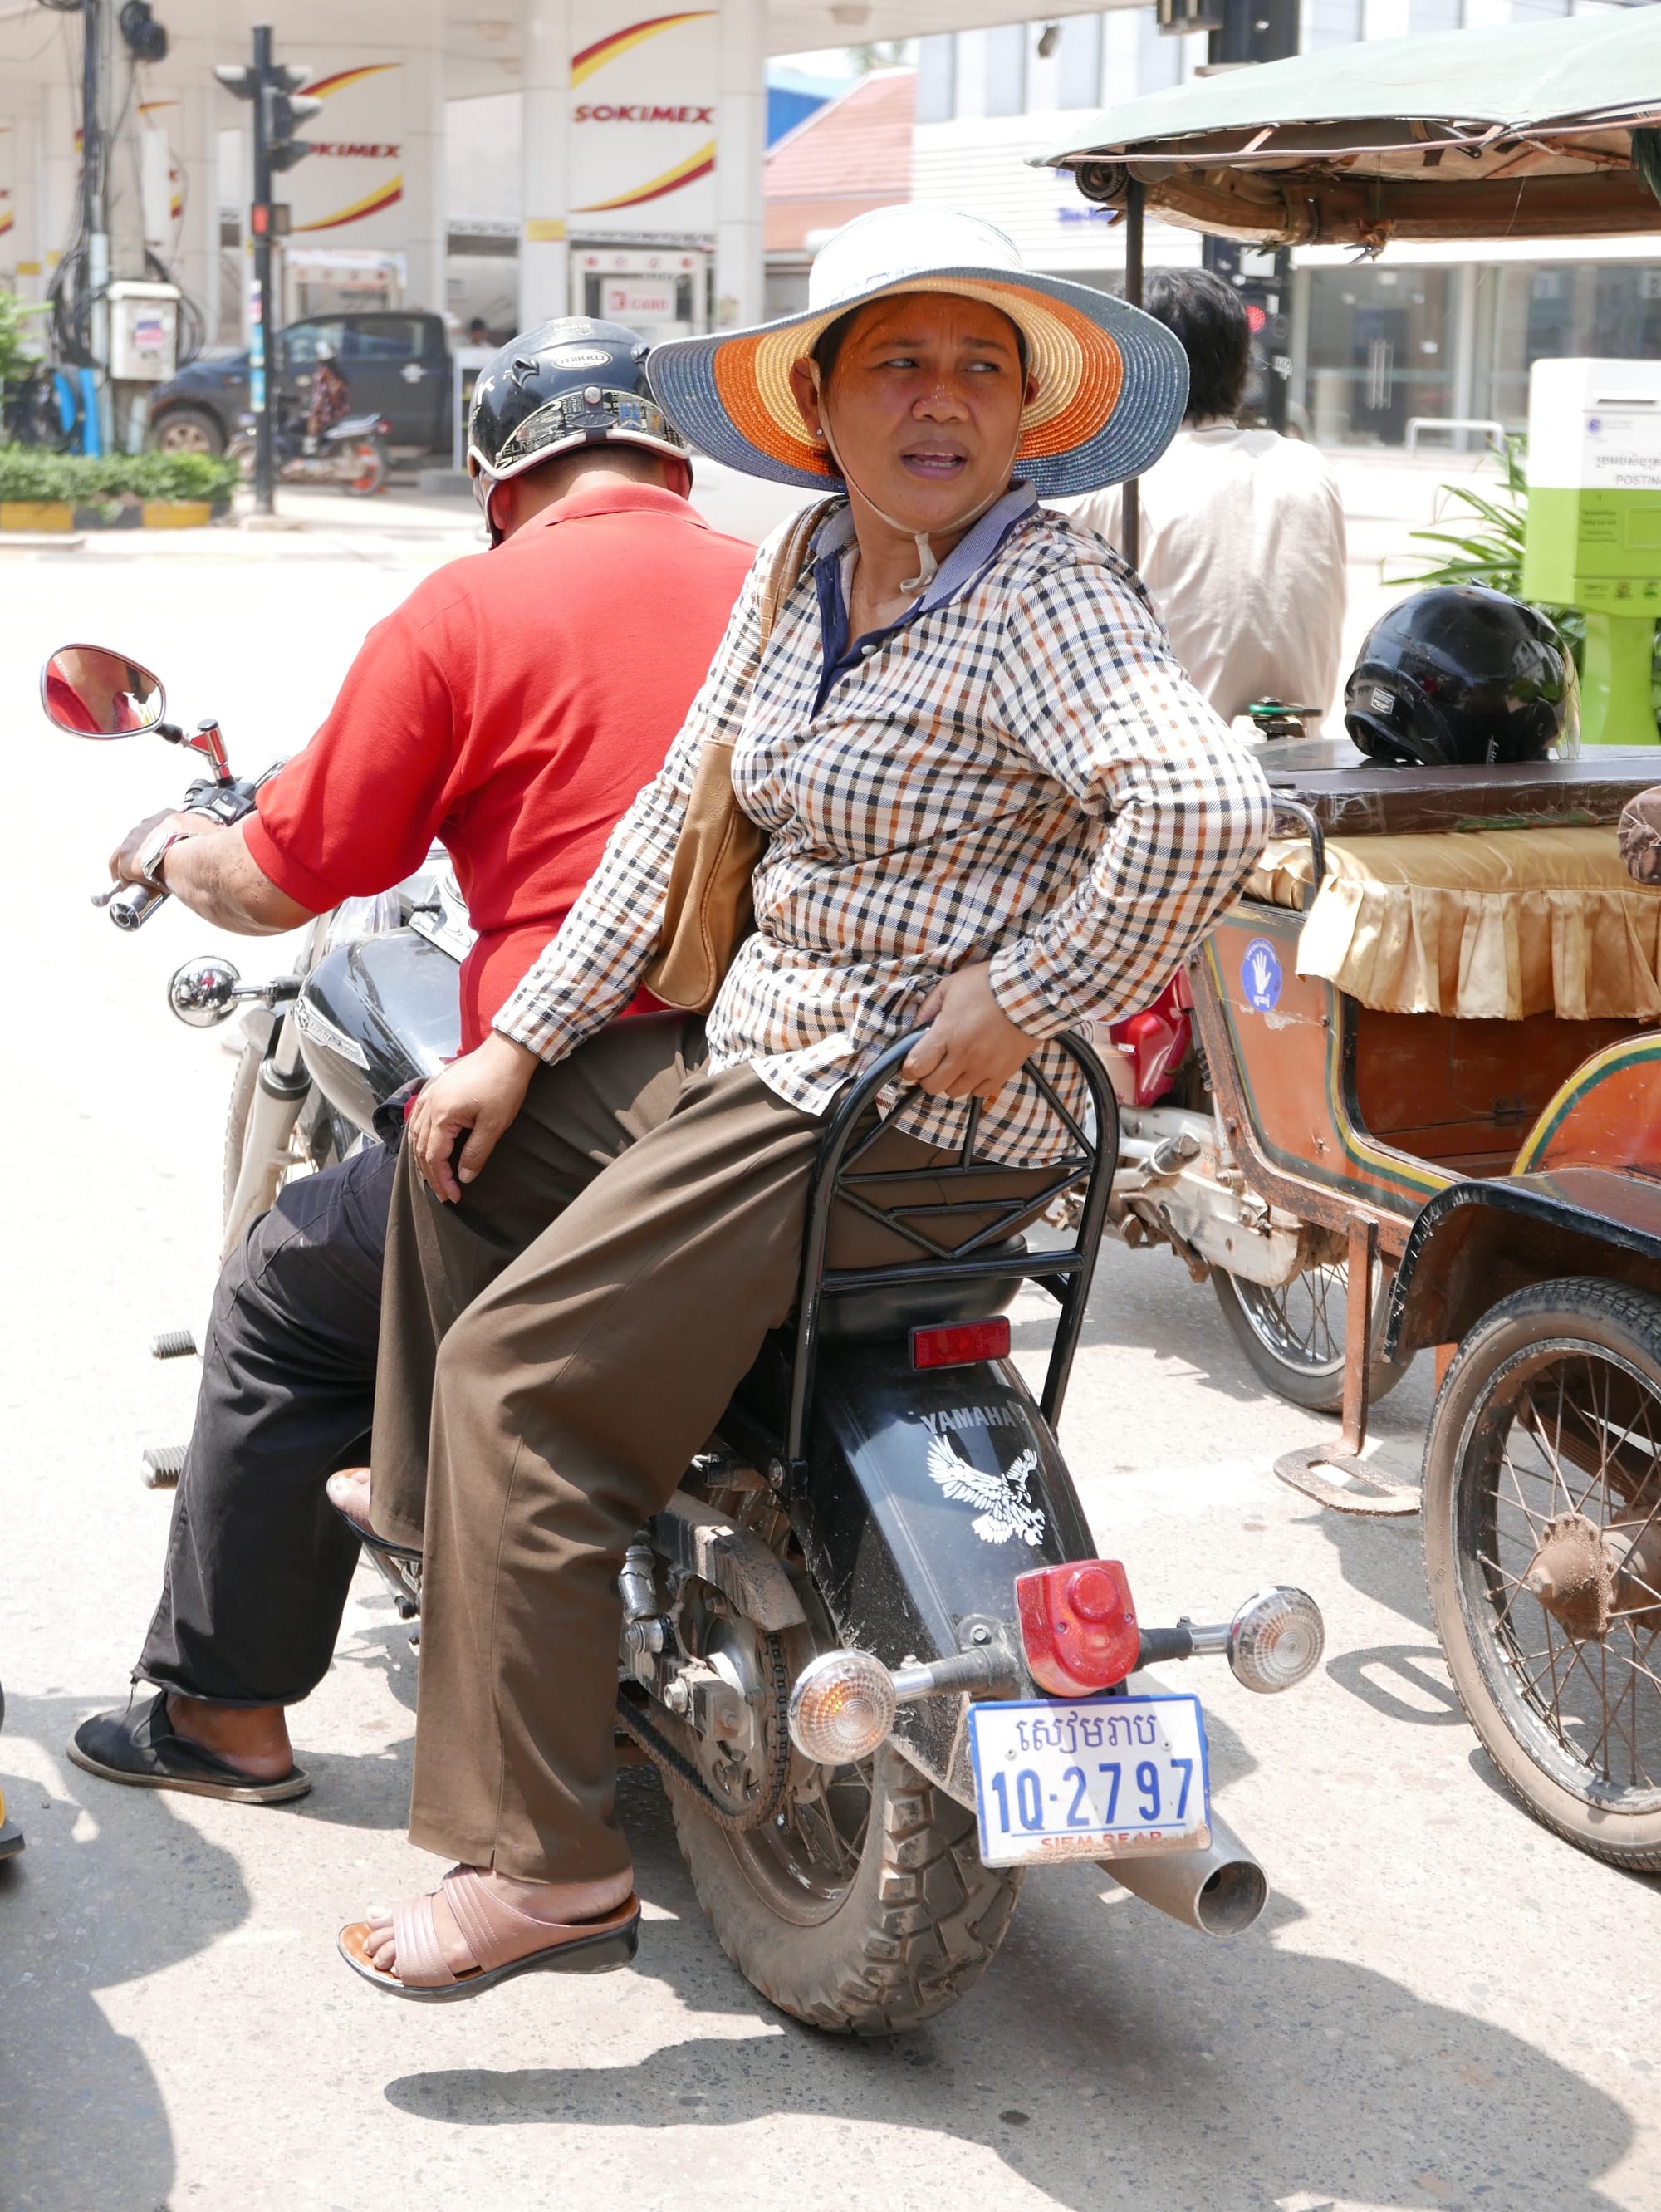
[407,1032,539,1203]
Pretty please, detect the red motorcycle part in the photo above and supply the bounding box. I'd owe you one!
[1108,972,1193,1107]
[1016,1559,1141,1695]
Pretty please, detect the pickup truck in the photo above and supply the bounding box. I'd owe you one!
[148,311,453,459]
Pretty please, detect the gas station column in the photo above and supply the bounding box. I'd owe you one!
[41,79,76,294]
[521,0,571,326]
[402,6,448,316]
[716,0,765,328]
[3,109,41,301]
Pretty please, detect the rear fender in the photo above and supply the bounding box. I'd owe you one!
[788,1337,1094,1806]
[1387,1167,1661,1358]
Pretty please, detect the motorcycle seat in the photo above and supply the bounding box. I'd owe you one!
[816,1238,1026,1345]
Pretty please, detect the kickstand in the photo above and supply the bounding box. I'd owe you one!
[1275,1215,1419,1517]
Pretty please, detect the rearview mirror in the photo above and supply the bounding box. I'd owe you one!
[41,644,166,738]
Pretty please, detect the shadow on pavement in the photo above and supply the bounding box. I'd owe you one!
[0,1691,253,2212]
[375,1767,1629,2210]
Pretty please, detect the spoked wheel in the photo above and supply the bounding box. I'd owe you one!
[1212,1253,1406,1412]
[670,1739,1021,2035]
[1424,1278,1661,1870]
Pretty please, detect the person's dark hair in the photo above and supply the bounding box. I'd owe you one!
[810,294,1031,390]
[1141,267,1250,422]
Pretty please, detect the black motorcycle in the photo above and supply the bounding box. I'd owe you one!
[48,640,1327,2033]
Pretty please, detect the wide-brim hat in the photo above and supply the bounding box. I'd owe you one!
[647,205,1188,500]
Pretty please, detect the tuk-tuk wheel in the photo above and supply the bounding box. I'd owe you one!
[1424,1277,1661,1871]
[1212,1256,1405,1414]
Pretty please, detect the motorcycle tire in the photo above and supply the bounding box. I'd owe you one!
[345,441,387,498]
[670,1741,1021,2035]
[1423,1278,1661,1872]
[221,1038,338,1231]
[1211,1255,1407,1414]
[226,434,256,483]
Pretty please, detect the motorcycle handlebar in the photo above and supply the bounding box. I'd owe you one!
[108,879,169,930]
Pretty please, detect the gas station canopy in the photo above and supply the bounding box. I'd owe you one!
[1033,9,1661,248]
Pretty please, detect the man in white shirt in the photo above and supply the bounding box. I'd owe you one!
[1075,267,1346,729]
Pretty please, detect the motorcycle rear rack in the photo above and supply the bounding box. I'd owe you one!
[783,1028,1120,1483]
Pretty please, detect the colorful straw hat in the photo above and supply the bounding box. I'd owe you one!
[647,205,1189,500]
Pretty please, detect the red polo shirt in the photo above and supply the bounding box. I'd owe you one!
[245,479,754,1047]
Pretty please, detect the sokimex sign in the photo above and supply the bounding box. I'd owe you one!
[570,7,718,233]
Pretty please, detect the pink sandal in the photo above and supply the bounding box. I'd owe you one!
[337,1866,640,2003]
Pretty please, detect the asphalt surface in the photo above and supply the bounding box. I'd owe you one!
[1,468,1656,2212]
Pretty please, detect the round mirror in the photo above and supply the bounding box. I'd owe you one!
[41,644,165,738]
[168,956,243,1028]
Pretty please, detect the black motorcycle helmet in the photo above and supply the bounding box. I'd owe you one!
[466,316,690,542]
[1345,586,1579,767]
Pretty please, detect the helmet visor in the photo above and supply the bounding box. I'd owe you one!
[474,385,687,478]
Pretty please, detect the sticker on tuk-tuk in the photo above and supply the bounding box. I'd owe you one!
[1242,937,1282,1013]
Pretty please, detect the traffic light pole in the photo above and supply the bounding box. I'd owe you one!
[251,22,276,517]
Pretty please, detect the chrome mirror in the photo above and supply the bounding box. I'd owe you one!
[41,644,166,738]
[168,956,243,1028]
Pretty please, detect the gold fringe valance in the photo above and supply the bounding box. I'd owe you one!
[1247,826,1661,1021]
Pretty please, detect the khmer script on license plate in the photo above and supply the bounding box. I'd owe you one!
[968,1693,1211,1868]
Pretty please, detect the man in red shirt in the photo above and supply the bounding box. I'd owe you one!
[70,321,754,1806]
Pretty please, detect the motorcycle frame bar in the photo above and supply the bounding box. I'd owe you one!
[784,1028,1120,1479]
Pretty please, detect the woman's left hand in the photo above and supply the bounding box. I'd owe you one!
[902,963,1036,1102]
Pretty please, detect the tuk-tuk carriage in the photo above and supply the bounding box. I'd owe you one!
[1040,9,1661,1871]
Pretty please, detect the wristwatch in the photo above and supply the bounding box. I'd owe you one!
[134,819,197,891]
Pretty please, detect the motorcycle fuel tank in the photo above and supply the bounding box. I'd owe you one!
[294,929,461,1131]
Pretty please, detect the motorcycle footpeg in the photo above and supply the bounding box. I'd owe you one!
[141,1444,187,1490]
[150,1330,198,1361]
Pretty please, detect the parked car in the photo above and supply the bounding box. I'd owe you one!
[147,312,452,459]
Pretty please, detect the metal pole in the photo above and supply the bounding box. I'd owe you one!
[1122,176,1144,572]
[252,22,275,517]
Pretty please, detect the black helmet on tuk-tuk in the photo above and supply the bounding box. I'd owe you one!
[466,316,689,542]
[1345,586,1579,767]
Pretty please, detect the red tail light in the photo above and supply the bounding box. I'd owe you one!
[1016,1560,1140,1695]
[910,1317,1011,1370]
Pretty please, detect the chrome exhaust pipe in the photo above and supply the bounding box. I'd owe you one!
[1099,1807,1268,1938]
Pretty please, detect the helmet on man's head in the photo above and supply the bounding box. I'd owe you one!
[467,317,688,533]
[1345,586,1578,768]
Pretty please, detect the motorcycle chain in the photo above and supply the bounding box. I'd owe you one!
[615,1626,791,1836]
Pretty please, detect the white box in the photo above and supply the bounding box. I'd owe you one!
[108,281,180,382]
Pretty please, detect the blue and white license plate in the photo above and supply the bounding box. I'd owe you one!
[968,1693,1211,1867]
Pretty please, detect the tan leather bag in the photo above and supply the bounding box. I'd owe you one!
[644,498,834,1013]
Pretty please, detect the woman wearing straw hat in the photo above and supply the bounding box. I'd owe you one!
[336,206,1274,2000]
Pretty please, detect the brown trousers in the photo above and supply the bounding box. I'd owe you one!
[370,1012,1048,1881]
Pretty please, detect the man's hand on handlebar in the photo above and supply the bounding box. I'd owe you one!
[109,807,214,889]
[408,1031,540,1203]
[902,962,1036,1103]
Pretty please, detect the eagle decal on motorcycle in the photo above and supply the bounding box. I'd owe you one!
[925,1432,1046,1547]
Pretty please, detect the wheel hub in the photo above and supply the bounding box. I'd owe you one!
[1523,1512,1618,1642]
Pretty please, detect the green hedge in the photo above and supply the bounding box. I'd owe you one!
[0,446,238,504]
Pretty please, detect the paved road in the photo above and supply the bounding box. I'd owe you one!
[1,478,1654,2212]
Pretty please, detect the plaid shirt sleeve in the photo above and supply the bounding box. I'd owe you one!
[492,533,771,1062]
[984,552,1276,1037]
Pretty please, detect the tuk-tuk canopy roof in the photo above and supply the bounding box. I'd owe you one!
[1032,10,1661,248]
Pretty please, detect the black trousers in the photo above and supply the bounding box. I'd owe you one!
[137,1139,398,1708]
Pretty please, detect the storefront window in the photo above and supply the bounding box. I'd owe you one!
[1304,266,1451,444]
[1475,263,1661,429]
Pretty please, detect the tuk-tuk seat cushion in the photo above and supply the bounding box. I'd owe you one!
[1247,825,1661,1020]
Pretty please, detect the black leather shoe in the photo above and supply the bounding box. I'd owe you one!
[68,1691,311,1804]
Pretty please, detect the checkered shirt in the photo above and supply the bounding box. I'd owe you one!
[497,489,1275,1164]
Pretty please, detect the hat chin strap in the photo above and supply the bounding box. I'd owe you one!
[812,367,1022,595]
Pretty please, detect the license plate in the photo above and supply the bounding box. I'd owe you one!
[968,1693,1211,1867]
